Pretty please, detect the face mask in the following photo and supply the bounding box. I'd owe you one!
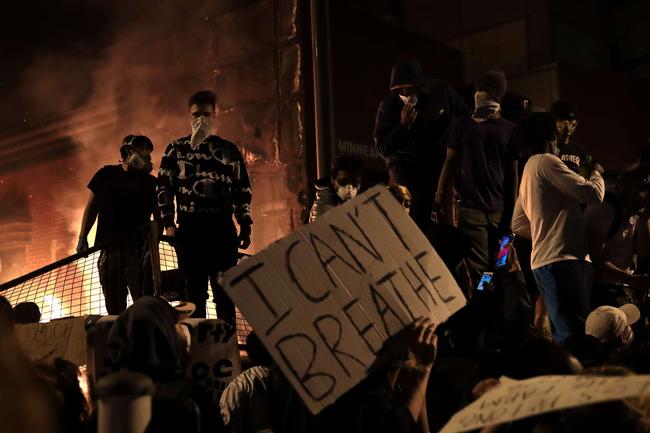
[190,115,214,149]
[126,152,153,173]
[336,184,358,201]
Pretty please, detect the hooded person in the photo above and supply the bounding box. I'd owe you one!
[106,296,221,430]
[106,296,190,382]
[374,59,467,230]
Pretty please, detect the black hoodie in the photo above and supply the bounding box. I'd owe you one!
[107,296,185,383]
[374,60,467,191]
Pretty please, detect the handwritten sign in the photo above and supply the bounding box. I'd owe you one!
[184,318,242,403]
[222,185,465,414]
[440,375,650,433]
[14,317,87,366]
[88,316,241,403]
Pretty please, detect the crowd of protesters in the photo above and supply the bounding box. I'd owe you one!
[2,60,650,433]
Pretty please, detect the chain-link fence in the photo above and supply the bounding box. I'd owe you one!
[0,224,253,344]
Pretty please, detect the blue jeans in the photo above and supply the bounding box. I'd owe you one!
[533,260,593,344]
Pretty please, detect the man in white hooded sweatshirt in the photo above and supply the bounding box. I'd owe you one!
[157,90,252,321]
[512,112,605,345]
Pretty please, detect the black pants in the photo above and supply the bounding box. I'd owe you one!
[98,241,153,315]
[457,205,502,285]
[175,218,239,324]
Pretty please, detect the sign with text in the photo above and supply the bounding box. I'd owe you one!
[89,317,241,403]
[184,318,242,403]
[440,375,650,433]
[222,185,465,414]
[15,317,87,366]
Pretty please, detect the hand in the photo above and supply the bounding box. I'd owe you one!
[593,162,605,175]
[165,225,177,237]
[505,244,521,273]
[400,102,418,129]
[472,378,500,399]
[76,237,89,254]
[238,224,252,250]
[408,317,438,367]
[432,195,449,224]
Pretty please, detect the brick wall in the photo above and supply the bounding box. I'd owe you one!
[0,153,86,282]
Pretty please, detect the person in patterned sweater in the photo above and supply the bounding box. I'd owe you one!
[157,90,252,321]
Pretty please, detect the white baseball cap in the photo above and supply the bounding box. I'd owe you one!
[585,304,640,343]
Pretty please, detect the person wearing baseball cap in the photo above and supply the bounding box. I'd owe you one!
[549,100,588,173]
[585,304,640,350]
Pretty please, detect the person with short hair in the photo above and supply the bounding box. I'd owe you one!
[435,70,518,284]
[308,156,362,223]
[13,302,41,324]
[512,112,605,345]
[157,90,252,322]
[77,134,157,314]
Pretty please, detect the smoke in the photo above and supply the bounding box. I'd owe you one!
[14,0,221,251]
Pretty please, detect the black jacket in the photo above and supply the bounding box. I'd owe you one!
[374,62,466,190]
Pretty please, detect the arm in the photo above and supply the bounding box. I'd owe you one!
[373,97,410,158]
[542,155,605,204]
[77,191,99,252]
[157,143,178,234]
[231,146,253,249]
[398,318,437,423]
[511,196,531,239]
[434,147,459,223]
[636,210,650,274]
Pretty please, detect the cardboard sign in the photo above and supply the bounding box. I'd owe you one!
[222,185,466,414]
[184,318,242,403]
[440,375,650,433]
[14,316,87,366]
[88,316,241,403]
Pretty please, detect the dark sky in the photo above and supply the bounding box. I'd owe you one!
[0,0,169,132]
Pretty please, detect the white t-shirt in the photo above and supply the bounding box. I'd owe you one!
[512,154,605,269]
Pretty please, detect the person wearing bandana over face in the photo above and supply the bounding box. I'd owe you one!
[434,71,518,285]
[374,59,467,231]
[157,90,252,323]
[308,156,362,223]
[77,135,157,314]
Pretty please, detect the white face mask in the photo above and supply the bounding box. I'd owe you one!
[336,184,358,201]
[126,152,153,173]
[190,115,214,149]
